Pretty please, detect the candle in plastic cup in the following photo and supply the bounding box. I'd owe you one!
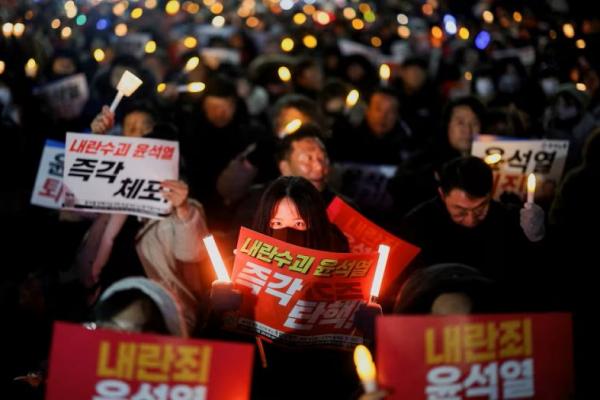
[527,173,536,204]
[110,70,143,112]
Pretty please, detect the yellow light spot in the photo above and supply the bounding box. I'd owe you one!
[302,34,318,48]
[93,48,105,62]
[203,0,215,6]
[364,11,376,23]
[61,26,72,39]
[431,26,443,39]
[303,5,315,15]
[157,83,166,93]
[184,2,200,14]
[343,7,356,20]
[397,13,408,25]
[358,3,370,13]
[314,11,330,25]
[114,23,127,37]
[513,11,522,23]
[484,153,502,165]
[379,64,391,81]
[187,82,206,93]
[346,89,360,108]
[483,10,494,24]
[185,56,200,72]
[352,18,364,30]
[464,71,473,81]
[130,7,143,19]
[210,2,223,14]
[13,23,25,38]
[458,27,470,40]
[563,23,575,39]
[145,40,157,54]
[576,82,587,92]
[212,15,225,28]
[24,58,37,78]
[246,16,259,28]
[145,0,157,9]
[398,26,410,39]
[293,13,306,25]
[112,2,127,16]
[65,1,77,18]
[354,345,376,383]
[422,3,433,16]
[283,119,302,135]
[281,37,295,52]
[183,36,197,48]
[278,66,291,82]
[576,39,586,49]
[371,36,382,47]
[51,19,61,29]
[2,23,13,38]
[0,60,5,75]
[165,0,180,15]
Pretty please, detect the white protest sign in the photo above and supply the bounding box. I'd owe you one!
[64,133,179,218]
[116,32,152,59]
[31,140,68,209]
[36,73,89,120]
[471,138,569,201]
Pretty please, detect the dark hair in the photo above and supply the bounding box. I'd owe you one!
[439,156,493,197]
[293,58,320,84]
[368,86,400,105]
[94,289,169,334]
[393,263,496,314]
[275,123,326,163]
[271,94,325,128]
[441,96,486,134]
[203,74,238,99]
[252,176,341,251]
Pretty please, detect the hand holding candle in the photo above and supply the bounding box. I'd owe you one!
[109,70,143,113]
[354,345,378,394]
[526,173,536,204]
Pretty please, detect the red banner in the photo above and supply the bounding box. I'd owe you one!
[376,313,574,399]
[46,322,254,400]
[230,227,379,349]
[327,197,420,297]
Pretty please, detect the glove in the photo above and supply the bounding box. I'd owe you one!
[354,302,382,342]
[209,281,242,312]
[520,203,546,242]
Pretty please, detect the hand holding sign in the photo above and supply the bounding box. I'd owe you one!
[161,179,190,220]
[109,70,143,113]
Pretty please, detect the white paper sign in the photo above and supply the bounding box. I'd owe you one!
[31,140,68,209]
[64,133,179,218]
[471,138,569,200]
[36,73,89,120]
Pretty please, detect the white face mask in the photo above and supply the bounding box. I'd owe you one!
[540,77,559,97]
[475,77,494,98]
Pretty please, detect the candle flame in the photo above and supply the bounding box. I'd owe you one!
[484,153,502,165]
[346,89,360,108]
[354,345,377,381]
[283,119,302,135]
[527,173,536,193]
[379,64,391,81]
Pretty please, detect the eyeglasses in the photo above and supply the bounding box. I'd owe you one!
[448,198,491,220]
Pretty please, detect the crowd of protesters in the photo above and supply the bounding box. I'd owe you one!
[1,0,599,398]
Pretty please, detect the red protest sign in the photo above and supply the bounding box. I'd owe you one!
[46,322,254,400]
[376,313,574,400]
[230,227,379,349]
[327,197,420,297]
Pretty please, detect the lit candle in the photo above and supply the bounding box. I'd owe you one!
[177,82,205,93]
[369,244,390,302]
[354,345,378,394]
[344,89,359,114]
[526,173,536,204]
[24,58,37,78]
[279,118,302,138]
[379,64,391,87]
[202,235,231,282]
[483,153,502,165]
[109,70,143,112]
[278,66,291,82]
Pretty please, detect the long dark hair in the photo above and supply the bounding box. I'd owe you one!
[253,176,343,251]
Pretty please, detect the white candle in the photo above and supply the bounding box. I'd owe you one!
[344,89,360,114]
[526,173,536,204]
[354,345,378,393]
[203,235,231,282]
[110,70,143,112]
[379,64,391,87]
[369,244,390,302]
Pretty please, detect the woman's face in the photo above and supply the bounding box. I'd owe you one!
[269,197,307,231]
[447,105,481,154]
